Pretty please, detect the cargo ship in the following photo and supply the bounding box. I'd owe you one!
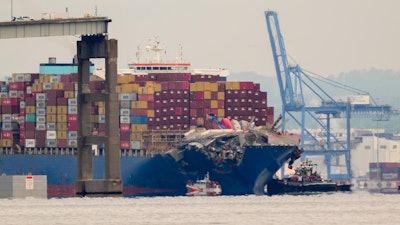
[0,37,302,197]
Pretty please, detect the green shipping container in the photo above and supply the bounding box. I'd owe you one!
[25,114,36,122]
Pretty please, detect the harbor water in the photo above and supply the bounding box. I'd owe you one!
[0,192,400,225]
[0,192,399,225]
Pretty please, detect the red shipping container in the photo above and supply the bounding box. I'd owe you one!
[120,124,130,133]
[20,108,25,116]
[25,130,35,139]
[68,114,78,122]
[47,97,57,106]
[98,123,106,132]
[2,97,18,106]
[120,140,130,149]
[2,105,19,114]
[1,131,12,139]
[68,122,78,131]
[57,139,68,148]
[120,132,130,141]
[25,122,35,131]
[57,97,68,106]
[60,75,71,83]
[25,97,36,106]
[44,90,64,98]
[64,83,75,91]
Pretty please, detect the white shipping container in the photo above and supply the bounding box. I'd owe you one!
[120,116,130,124]
[20,101,26,109]
[131,141,141,150]
[46,123,56,130]
[68,106,77,114]
[36,93,46,101]
[36,116,46,123]
[25,139,36,148]
[46,131,57,139]
[49,76,60,83]
[98,115,106,123]
[36,123,46,131]
[68,98,77,106]
[36,101,46,108]
[42,83,52,90]
[36,108,46,116]
[8,90,18,98]
[2,114,12,122]
[68,131,77,139]
[26,86,32,94]
[120,108,130,116]
[68,140,77,148]
[0,92,8,98]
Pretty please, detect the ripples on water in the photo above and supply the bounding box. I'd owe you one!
[0,192,399,225]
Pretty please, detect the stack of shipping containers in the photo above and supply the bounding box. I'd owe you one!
[0,64,274,154]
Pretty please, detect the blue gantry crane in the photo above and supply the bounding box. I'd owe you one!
[264,11,393,180]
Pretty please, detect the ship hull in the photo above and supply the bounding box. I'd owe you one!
[0,145,298,197]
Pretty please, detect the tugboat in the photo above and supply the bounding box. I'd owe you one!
[265,160,352,195]
[186,172,222,196]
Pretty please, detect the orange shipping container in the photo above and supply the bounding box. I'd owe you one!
[57,114,68,122]
[64,91,75,98]
[131,132,142,141]
[25,106,35,114]
[57,131,68,139]
[57,106,68,114]
[131,124,147,132]
[32,83,43,92]
[47,115,57,123]
[47,106,57,114]
[57,122,68,131]
[1,139,12,147]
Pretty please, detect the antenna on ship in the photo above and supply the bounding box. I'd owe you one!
[177,44,183,63]
[149,36,165,63]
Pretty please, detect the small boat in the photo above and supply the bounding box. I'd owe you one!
[265,160,352,195]
[186,172,222,196]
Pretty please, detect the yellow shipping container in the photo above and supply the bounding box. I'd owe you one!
[64,91,75,98]
[57,122,68,131]
[1,139,12,147]
[217,109,225,117]
[146,86,155,95]
[39,75,51,83]
[57,106,68,114]
[57,114,68,122]
[47,106,57,114]
[47,115,57,123]
[98,107,105,115]
[225,81,240,90]
[57,131,68,139]
[147,110,155,117]
[204,91,211,100]
[211,100,218,109]
[25,106,35,114]
[154,83,162,92]
[131,124,148,132]
[131,101,147,109]
[53,82,64,90]
[210,82,218,92]
[217,92,225,100]
[203,82,211,91]
[190,83,198,92]
[118,75,131,84]
[131,132,143,141]
[32,83,43,92]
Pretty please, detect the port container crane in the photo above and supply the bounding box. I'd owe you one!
[264,11,393,180]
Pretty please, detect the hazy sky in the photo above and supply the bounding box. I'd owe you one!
[0,0,399,80]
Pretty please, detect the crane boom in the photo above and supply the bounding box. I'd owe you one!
[264,10,394,181]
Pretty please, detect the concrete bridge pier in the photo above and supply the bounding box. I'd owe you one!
[75,35,122,197]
